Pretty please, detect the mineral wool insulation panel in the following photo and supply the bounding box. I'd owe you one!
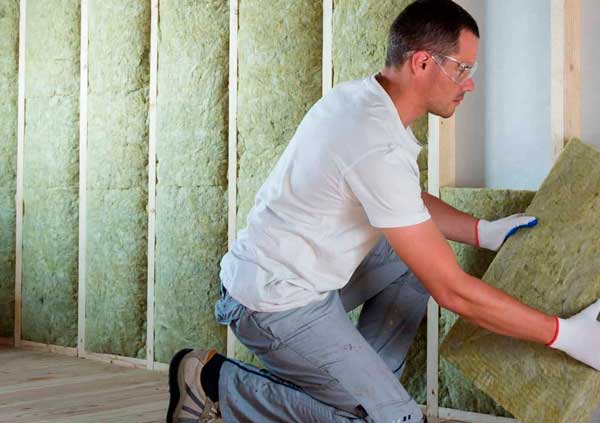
[0,0,19,338]
[234,0,322,363]
[21,0,80,347]
[398,188,533,408]
[332,0,428,189]
[442,140,600,423]
[154,0,229,364]
[85,0,149,358]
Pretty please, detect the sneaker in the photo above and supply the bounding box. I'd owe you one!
[167,348,221,423]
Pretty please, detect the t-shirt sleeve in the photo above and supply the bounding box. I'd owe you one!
[343,145,431,228]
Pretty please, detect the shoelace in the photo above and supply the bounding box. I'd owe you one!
[198,399,221,422]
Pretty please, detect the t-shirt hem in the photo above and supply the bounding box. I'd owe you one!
[222,279,329,313]
[370,213,431,229]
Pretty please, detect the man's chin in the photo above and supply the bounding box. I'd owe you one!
[430,108,456,119]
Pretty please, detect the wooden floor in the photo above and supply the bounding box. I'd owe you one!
[0,347,168,422]
[0,346,464,423]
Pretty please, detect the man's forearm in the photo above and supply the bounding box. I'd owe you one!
[421,192,478,245]
[384,220,555,345]
[445,272,556,345]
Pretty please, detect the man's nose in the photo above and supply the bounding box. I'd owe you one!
[462,77,475,92]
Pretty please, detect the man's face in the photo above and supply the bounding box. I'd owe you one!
[426,29,479,118]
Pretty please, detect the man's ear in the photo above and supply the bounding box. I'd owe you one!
[411,51,430,75]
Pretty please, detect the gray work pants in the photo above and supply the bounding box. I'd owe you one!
[215,237,430,423]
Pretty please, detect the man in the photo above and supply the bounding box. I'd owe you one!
[167,1,600,422]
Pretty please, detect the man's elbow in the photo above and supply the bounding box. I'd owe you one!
[428,272,471,316]
[435,289,460,312]
[436,291,470,317]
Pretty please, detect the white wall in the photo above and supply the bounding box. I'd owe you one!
[455,0,554,190]
[454,0,486,188]
[582,0,600,148]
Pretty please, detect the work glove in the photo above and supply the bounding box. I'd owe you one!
[548,299,600,371]
[477,213,537,251]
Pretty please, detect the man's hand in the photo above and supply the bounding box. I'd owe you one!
[548,299,600,371]
[477,213,537,251]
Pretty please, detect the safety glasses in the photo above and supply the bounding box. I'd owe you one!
[429,51,478,85]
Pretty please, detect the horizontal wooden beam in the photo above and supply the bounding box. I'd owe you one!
[20,340,78,357]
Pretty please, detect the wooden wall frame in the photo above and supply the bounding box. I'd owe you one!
[10,3,583,422]
[226,0,239,359]
[14,0,27,349]
[552,0,581,160]
[146,0,159,370]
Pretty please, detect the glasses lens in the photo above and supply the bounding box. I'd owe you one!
[455,61,478,83]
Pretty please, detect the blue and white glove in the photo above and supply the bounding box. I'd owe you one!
[548,299,600,371]
[476,213,538,251]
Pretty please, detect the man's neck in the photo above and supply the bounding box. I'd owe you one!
[375,68,426,128]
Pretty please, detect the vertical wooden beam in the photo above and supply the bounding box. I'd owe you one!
[425,296,439,417]
[551,0,580,159]
[146,0,159,370]
[425,114,439,419]
[427,115,440,196]
[322,0,333,95]
[564,0,581,143]
[78,0,89,357]
[426,112,456,419]
[226,0,239,359]
[427,115,456,193]
[14,0,27,349]
[439,116,456,187]
[551,0,565,161]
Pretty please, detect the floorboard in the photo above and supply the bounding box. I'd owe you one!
[0,347,168,423]
[0,346,465,422]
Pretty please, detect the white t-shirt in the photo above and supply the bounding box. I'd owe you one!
[220,75,431,312]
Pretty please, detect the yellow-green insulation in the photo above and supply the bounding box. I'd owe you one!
[0,0,19,338]
[21,0,80,347]
[154,0,229,364]
[85,0,149,358]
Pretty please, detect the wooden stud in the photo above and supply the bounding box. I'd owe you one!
[426,115,456,192]
[322,0,334,95]
[78,0,89,359]
[564,0,581,144]
[551,0,581,158]
[427,114,440,196]
[426,112,456,419]
[551,0,566,161]
[439,116,456,187]
[425,114,440,418]
[226,0,239,359]
[14,0,27,349]
[425,297,439,418]
[146,0,159,371]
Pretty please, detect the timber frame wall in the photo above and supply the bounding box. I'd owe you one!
[6,0,581,421]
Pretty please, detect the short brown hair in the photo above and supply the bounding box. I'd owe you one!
[385,0,479,67]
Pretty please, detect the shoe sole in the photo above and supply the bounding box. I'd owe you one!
[166,348,193,423]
